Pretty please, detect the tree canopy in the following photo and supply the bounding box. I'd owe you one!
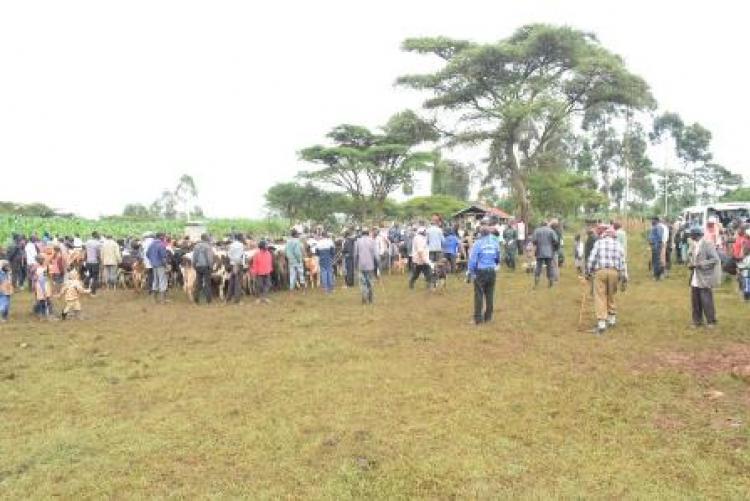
[299,110,438,219]
[398,24,656,221]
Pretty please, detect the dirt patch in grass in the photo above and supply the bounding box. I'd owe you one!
[638,343,750,378]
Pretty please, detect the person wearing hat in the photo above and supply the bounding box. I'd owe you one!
[648,217,665,280]
[409,227,431,289]
[688,225,721,328]
[468,222,501,325]
[586,226,625,334]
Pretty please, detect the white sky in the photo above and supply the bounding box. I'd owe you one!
[1,0,747,218]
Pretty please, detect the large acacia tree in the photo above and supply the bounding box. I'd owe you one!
[299,110,437,220]
[397,24,656,221]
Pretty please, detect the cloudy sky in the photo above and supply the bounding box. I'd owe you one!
[1,0,746,218]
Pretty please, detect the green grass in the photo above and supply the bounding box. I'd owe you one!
[0,250,748,498]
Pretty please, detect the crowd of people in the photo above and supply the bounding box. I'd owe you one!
[0,212,748,333]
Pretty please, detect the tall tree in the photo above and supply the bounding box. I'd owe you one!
[174,174,199,221]
[397,25,655,221]
[299,110,437,219]
[430,153,473,201]
[651,113,712,205]
[122,203,151,218]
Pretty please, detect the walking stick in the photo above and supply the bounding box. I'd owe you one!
[577,275,591,332]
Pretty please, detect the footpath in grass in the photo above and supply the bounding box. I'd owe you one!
[0,257,748,498]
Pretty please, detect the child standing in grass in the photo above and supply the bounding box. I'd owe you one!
[58,269,92,320]
[32,255,53,319]
[0,260,12,322]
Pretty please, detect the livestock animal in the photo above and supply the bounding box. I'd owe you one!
[179,252,197,302]
[433,258,449,291]
[304,256,320,289]
[391,256,408,275]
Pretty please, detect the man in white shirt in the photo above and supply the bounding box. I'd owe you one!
[516,219,526,255]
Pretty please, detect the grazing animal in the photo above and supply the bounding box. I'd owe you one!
[391,256,408,275]
[433,258,449,290]
[304,256,320,289]
[179,253,197,302]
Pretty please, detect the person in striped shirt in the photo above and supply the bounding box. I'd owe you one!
[587,226,626,335]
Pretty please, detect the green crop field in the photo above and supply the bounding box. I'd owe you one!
[0,216,288,243]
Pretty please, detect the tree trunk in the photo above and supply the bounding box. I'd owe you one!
[506,141,531,223]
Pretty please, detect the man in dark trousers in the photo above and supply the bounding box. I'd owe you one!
[648,217,665,280]
[468,222,501,325]
[531,220,559,288]
[192,233,215,305]
[343,230,356,288]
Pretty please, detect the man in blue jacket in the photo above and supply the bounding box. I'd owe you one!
[146,233,168,303]
[468,222,501,325]
[648,217,664,280]
[442,229,461,273]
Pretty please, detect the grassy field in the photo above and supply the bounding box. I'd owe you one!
[1,249,749,498]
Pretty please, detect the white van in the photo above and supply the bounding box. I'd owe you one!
[681,202,750,229]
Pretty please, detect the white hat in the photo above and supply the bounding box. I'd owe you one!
[417,227,426,234]
[707,216,718,224]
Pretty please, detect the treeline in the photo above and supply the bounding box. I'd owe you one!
[264,24,745,224]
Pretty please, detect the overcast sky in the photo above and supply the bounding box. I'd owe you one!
[1,0,747,218]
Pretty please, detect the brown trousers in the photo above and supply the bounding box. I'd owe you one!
[594,268,619,321]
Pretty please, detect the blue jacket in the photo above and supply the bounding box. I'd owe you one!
[442,234,460,255]
[648,225,663,247]
[146,239,167,268]
[468,235,500,275]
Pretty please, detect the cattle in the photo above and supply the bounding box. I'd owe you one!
[210,250,231,301]
[304,256,320,289]
[271,246,289,291]
[179,252,197,302]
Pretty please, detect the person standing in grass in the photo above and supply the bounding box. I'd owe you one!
[426,217,444,264]
[468,222,501,325]
[613,221,628,282]
[250,240,273,303]
[687,226,721,328]
[531,220,558,288]
[58,269,92,320]
[32,255,53,319]
[100,235,122,290]
[84,232,102,295]
[192,233,214,304]
[586,226,625,335]
[0,260,12,322]
[146,233,168,303]
[648,217,665,280]
[502,224,518,271]
[317,231,336,293]
[353,227,379,304]
[409,227,431,289]
[285,229,305,290]
[227,234,246,304]
[442,229,461,273]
